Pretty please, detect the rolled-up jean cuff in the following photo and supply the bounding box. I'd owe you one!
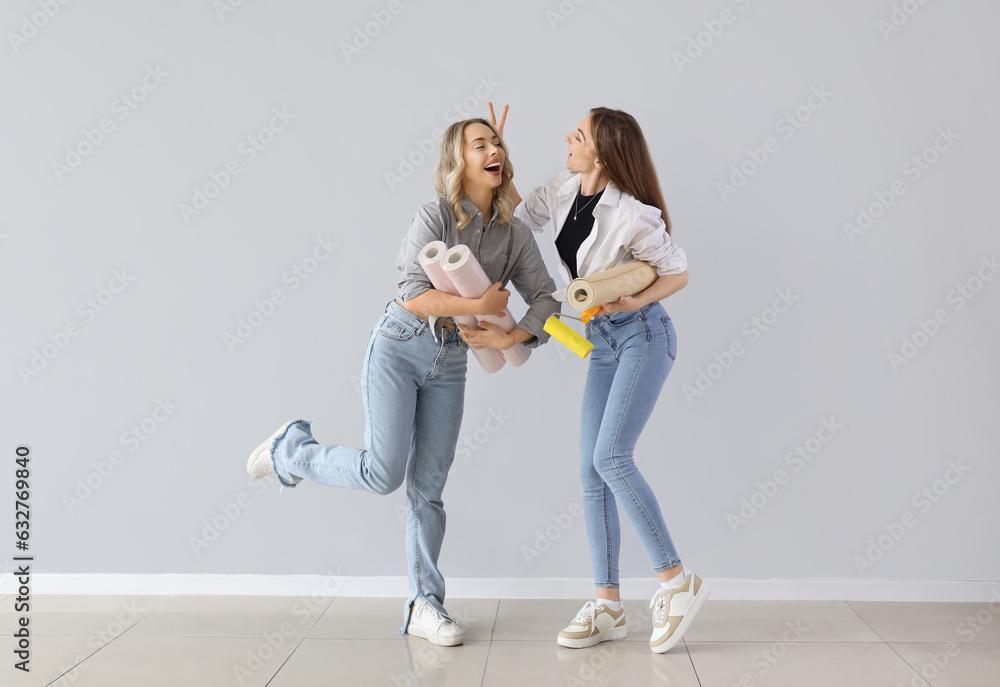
[269,418,311,488]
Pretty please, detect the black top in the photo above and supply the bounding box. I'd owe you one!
[556,188,604,280]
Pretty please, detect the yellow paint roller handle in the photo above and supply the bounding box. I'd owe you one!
[543,314,593,359]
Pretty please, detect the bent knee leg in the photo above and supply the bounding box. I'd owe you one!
[593,449,636,486]
[366,453,407,495]
[371,469,405,495]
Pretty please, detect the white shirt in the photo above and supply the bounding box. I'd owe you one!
[515,171,688,291]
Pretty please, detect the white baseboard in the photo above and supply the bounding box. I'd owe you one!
[2,575,997,602]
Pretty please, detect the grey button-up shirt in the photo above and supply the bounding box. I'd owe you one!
[396,195,559,347]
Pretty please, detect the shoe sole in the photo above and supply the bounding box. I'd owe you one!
[557,624,627,649]
[406,625,464,647]
[650,583,711,654]
[247,421,297,479]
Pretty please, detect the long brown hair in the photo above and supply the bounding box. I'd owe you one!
[589,107,672,234]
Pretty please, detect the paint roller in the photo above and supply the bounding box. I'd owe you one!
[543,313,594,359]
[544,261,659,358]
[417,241,506,374]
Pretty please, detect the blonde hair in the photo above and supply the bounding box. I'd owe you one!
[433,118,516,230]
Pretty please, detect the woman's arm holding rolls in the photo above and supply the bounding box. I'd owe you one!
[598,206,690,314]
[598,272,688,314]
[397,200,511,318]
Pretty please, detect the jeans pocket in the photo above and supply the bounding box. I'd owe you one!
[607,310,643,327]
[378,315,419,341]
[662,316,676,360]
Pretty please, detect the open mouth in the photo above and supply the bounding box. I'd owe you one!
[484,161,501,175]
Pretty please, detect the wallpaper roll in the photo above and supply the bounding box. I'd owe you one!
[567,261,659,311]
[440,244,532,367]
[418,242,506,374]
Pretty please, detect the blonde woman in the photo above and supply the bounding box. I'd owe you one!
[494,104,708,653]
[246,118,558,645]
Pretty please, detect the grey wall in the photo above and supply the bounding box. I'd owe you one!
[2,0,998,586]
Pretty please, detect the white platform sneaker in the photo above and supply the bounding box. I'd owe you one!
[246,420,298,479]
[648,571,710,653]
[405,598,465,647]
[557,601,628,648]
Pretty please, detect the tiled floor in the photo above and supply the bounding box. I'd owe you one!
[1,593,997,686]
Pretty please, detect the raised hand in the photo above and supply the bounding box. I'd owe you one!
[488,102,509,138]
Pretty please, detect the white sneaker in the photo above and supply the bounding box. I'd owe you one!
[247,420,299,479]
[557,601,627,648]
[405,599,465,646]
[648,571,710,653]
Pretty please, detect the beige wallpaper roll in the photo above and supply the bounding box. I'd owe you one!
[567,261,659,311]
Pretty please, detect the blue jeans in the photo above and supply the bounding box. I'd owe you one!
[268,301,469,633]
[581,301,682,588]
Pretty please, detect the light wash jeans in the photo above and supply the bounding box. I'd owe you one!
[581,301,682,588]
[268,301,469,633]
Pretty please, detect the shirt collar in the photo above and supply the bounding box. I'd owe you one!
[461,194,500,225]
[558,173,622,210]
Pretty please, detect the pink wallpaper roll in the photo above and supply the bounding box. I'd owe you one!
[418,242,505,374]
[440,245,531,367]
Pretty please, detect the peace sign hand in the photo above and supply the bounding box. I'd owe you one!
[488,102,509,138]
